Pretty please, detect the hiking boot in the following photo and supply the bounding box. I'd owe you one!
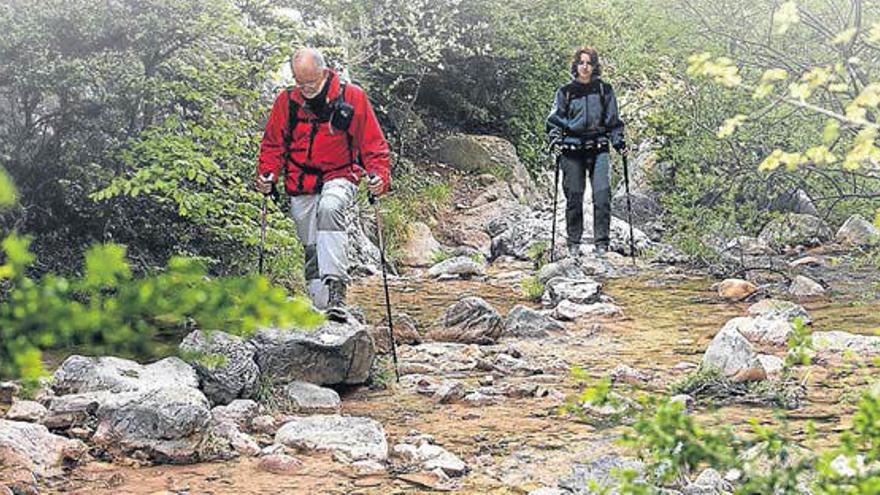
[325,278,349,322]
[594,244,609,257]
[567,243,581,259]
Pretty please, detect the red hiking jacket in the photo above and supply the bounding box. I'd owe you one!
[257,70,391,195]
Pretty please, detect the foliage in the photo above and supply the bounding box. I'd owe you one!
[0,224,322,385]
[520,275,545,302]
[0,0,302,280]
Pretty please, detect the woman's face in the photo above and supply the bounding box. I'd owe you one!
[576,53,593,80]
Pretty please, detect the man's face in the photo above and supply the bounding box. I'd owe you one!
[577,53,593,80]
[293,62,327,99]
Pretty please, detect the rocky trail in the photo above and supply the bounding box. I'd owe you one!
[2,135,879,494]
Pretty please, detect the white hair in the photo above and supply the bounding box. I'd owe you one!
[292,47,326,71]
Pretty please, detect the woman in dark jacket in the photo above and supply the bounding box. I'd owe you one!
[546,46,627,257]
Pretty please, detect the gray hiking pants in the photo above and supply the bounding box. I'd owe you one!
[560,151,612,248]
[289,178,357,309]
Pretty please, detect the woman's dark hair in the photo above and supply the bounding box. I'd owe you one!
[570,46,601,78]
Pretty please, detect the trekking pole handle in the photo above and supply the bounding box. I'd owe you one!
[260,172,274,196]
[367,173,378,205]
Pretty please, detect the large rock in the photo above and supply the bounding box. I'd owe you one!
[92,387,213,463]
[434,134,536,203]
[552,300,622,321]
[721,317,793,347]
[179,330,260,406]
[558,455,645,495]
[0,419,88,477]
[52,355,199,395]
[724,236,774,256]
[836,214,880,247]
[400,222,443,267]
[542,277,602,307]
[758,213,833,251]
[427,297,503,345]
[748,299,812,324]
[275,415,388,462]
[611,190,662,229]
[250,320,375,386]
[281,381,341,414]
[427,256,485,279]
[769,188,819,216]
[701,323,765,380]
[393,442,467,476]
[789,275,826,298]
[43,392,109,429]
[503,305,565,338]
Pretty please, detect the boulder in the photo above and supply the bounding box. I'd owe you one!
[179,330,260,406]
[552,301,622,321]
[769,188,819,216]
[92,387,213,463]
[724,236,773,256]
[250,320,375,386]
[275,415,388,462]
[427,297,503,345]
[427,256,485,279]
[52,355,199,395]
[0,419,88,477]
[211,400,260,430]
[758,213,832,251]
[542,277,602,307]
[836,214,880,247]
[346,203,382,277]
[812,331,880,360]
[369,314,422,354]
[400,222,443,267]
[434,133,537,203]
[503,305,565,338]
[393,442,467,476]
[281,381,341,414]
[611,190,662,229]
[722,317,794,346]
[701,323,765,380]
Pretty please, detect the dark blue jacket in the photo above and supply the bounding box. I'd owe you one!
[546,76,625,150]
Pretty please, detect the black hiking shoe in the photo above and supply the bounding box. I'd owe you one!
[325,278,349,322]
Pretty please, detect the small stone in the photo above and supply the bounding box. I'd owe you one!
[433,381,465,404]
[211,399,260,429]
[0,382,20,404]
[463,392,498,407]
[609,365,651,385]
[251,415,277,434]
[258,453,302,474]
[717,278,758,300]
[789,256,823,268]
[789,275,826,298]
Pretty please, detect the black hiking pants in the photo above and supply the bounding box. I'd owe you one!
[560,150,612,248]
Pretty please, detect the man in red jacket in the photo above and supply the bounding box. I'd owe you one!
[256,48,391,315]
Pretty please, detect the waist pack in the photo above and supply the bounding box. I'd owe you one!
[560,135,609,153]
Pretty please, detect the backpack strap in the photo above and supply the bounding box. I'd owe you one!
[282,87,299,182]
[338,81,361,170]
[599,80,607,128]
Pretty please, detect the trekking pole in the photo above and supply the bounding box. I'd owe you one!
[621,154,637,267]
[258,172,274,275]
[549,137,562,263]
[368,174,399,382]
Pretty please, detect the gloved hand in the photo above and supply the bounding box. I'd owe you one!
[614,141,629,156]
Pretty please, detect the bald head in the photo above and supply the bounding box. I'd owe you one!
[292,48,328,98]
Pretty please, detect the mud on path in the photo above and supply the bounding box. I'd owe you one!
[43,257,880,494]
